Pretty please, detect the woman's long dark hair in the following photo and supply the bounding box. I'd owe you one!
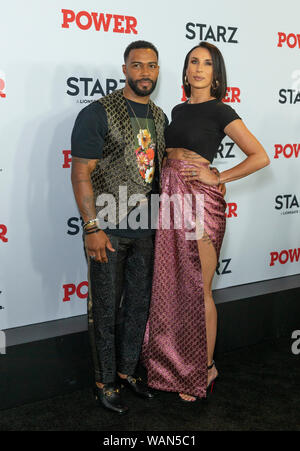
[182,42,227,101]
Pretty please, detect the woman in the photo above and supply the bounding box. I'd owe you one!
[142,42,270,401]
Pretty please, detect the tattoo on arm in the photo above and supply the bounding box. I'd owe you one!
[71,178,90,185]
[72,157,92,165]
[71,157,99,220]
[81,194,96,219]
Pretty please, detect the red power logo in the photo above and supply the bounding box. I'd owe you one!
[181,86,240,103]
[278,32,300,48]
[61,9,138,34]
[0,225,8,243]
[63,282,88,302]
[226,202,238,218]
[270,248,300,266]
[62,150,72,168]
[274,144,300,159]
[0,78,6,98]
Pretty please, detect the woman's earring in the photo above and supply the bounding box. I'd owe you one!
[184,75,189,86]
[212,79,219,91]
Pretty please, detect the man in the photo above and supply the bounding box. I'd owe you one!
[71,41,167,414]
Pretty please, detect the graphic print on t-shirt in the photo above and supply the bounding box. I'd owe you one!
[136,128,155,183]
[130,116,156,184]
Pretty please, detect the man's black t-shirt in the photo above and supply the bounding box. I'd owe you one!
[71,99,168,238]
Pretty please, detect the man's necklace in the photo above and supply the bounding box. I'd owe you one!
[126,98,150,132]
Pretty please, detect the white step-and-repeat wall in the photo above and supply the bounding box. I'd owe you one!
[0,0,299,329]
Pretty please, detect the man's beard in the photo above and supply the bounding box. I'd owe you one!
[128,77,157,97]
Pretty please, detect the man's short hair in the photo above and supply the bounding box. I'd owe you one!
[124,40,159,63]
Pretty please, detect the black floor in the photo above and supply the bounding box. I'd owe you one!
[0,335,299,432]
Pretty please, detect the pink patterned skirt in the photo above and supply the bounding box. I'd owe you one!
[142,158,226,398]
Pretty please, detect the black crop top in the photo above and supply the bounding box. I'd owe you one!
[164,99,241,163]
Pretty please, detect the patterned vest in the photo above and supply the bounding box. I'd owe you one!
[90,89,166,225]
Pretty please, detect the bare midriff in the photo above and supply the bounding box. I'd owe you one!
[166,147,210,163]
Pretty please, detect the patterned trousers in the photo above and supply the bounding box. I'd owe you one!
[87,233,154,384]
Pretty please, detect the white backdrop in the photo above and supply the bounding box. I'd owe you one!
[0,0,299,329]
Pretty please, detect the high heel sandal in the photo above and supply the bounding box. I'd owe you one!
[206,360,218,397]
[179,361,218,402]
[179,393,197,403]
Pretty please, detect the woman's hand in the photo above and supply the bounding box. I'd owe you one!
[211,167,226,196]
[180,162,220,186]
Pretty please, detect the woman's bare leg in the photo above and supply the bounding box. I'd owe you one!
[179,231,218,402]
[197,232,218,384]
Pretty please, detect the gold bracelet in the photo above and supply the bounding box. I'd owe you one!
[83,218,99,230]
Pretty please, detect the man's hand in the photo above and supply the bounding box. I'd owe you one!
[210,167,226,197]
[85,230,115,263]
[71,156,116,263]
